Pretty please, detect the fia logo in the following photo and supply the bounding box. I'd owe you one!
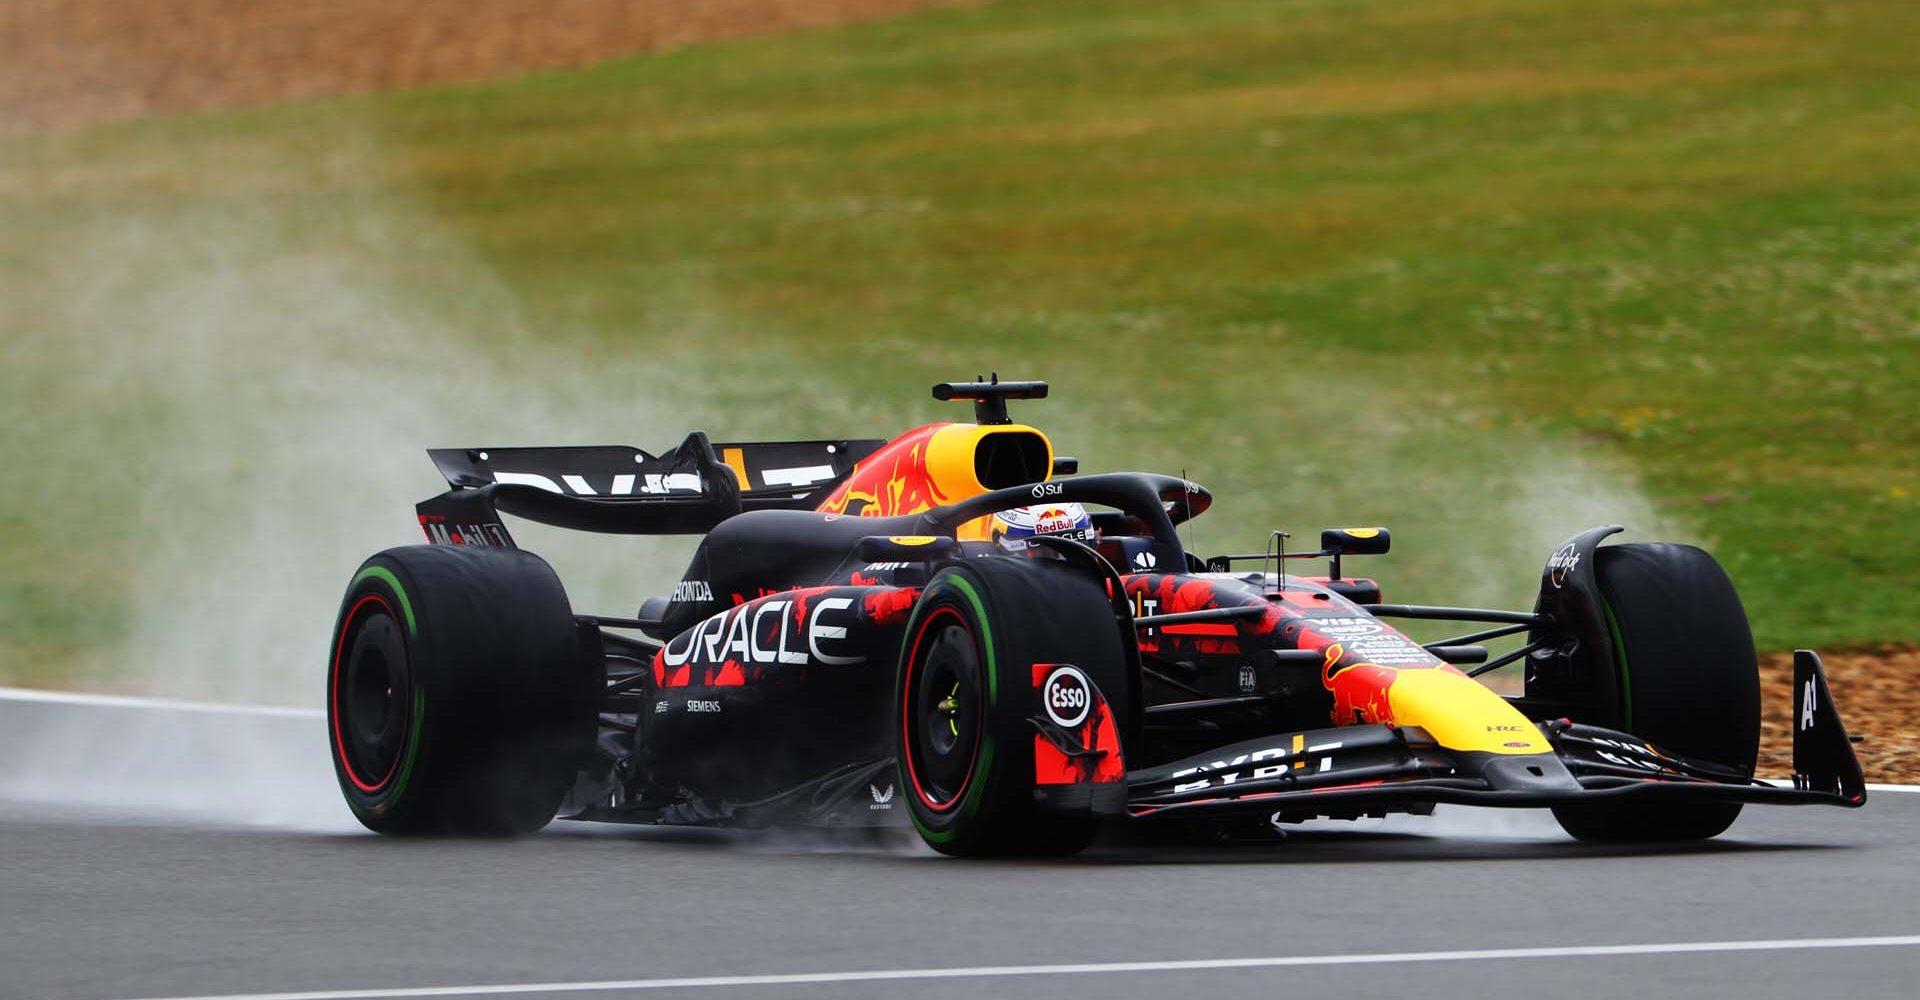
[869,783,895,809]
[1238,663,1257,694]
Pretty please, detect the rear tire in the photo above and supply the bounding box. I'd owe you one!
[895,557,1130,857]
[1551,543,1759,842]
[328,545,598,835]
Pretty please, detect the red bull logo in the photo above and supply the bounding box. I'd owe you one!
[1322,644,1400,726]
[1319,642,1554,754]
[820,425,950,518]
[1034,507,1077,533]
[818,423,1054,539]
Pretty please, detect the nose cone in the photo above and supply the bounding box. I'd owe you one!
[1383,666,1555,755]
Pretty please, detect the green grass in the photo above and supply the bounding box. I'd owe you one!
[3,0,1917,690]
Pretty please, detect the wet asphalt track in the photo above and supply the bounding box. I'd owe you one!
[4,791,1916,1000]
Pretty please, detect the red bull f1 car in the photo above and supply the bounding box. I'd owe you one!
[328,379,1866,854]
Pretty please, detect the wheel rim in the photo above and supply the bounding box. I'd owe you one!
[331,594,412,794]
[902,606,982,811]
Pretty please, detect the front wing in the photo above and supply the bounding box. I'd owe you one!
[1121,650,1866,822]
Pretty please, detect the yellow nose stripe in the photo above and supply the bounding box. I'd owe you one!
[1385,668,1551,754]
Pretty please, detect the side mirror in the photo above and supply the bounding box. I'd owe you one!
[1321,527,1391,556]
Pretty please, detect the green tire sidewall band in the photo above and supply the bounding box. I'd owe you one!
[352,564,418,638]
[1599,594,1634,732]
[905,572,1000,844]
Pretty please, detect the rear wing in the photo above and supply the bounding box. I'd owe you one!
[415,432,882,545]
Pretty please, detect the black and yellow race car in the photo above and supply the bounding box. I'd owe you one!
[327,378,1865,854]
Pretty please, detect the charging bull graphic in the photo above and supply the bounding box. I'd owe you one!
[1322,644,1401,727]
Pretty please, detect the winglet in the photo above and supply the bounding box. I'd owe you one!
[1792,650,1868,804]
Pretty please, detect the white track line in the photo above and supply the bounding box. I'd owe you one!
[0,686,322,719]
[108,935,1920,1000]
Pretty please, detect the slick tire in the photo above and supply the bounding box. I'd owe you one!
[327,545,599,835]
[895,557,1130,857]
[1551,542,1760,843]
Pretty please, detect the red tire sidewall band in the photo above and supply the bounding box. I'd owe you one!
[901,602,981,813]
[331,592,407,796]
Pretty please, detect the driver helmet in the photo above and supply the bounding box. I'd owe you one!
[991,502,1096,547]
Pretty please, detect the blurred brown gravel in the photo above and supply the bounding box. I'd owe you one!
[0,0,969,136]
[1759,646,1919,783]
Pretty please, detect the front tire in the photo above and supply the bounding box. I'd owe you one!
[1551,542,1760,842]
[896,557,1130,857]
[328,545,598,835]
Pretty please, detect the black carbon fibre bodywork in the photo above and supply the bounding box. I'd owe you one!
[398,382,1865,838]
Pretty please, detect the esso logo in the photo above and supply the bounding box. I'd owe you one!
[1042,665,1092,728]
